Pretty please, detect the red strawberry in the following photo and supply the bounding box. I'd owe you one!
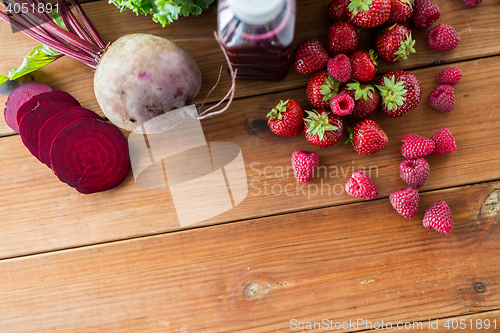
[347,0,391,28]
[376,70,422,118]
[304,109,344,148]
[345,170,379,200]
[389,187,419,219]
[411,0,440,29]
[401,134,435,159]
[423,201,453,233]
[386,0,414,25]
[400,158,430,189]
[306,70,341,109]
[349,119,388,155]
[330,93,355,116]
[376,24,416,63]
[293,39,329,75]
[327,54,352,82]
[349,49,378,83]
[291,150,320,183]
[437,67,462,85]
[428,84,455,112]
[327,0,350,21]
[427,24,461,52]
[461,0,482,7]
[267,99,304,137]
[327,21,360,56]
[429,128,456,156]
[341,82,380,121]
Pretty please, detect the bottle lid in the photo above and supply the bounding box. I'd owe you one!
[227,0,286,25]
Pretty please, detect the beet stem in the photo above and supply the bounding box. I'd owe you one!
[69,0,106,49]
[58,0,95,46]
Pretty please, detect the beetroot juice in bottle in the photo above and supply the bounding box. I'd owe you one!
[217,0,296,81]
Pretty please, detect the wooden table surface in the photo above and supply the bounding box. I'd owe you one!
[1,0,500,331]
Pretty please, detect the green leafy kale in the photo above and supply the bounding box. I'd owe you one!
[109,0,216,26]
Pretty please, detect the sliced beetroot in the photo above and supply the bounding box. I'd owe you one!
[38,106,102,166]
[4,82,52,133]
[16,90,80,127]
[19,101,76,159]
[50,118,130,194]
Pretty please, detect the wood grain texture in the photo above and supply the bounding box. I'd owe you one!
[0,181,499,332]
[1,0,500,135]
[0,55,499,259]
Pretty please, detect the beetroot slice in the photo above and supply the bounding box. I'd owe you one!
[50,118,130,194]
[19,101,76,159]
[38,107,101,167]
[16,90,80,126]
[4,82,52,133]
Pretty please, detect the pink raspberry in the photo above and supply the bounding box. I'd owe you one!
[430,128,457,156]
[330,93,355,116]
[390,187,420,219]
[345,170,379,200]
[423,201,453,233]
[400,158,430,189]
[327,54,351,83]
[437,67,462,85]
[427,24,461,52]
[428,84,455,112]
[401,134,435,159]
[291,150,319,183]
[461,0,482,7]
[411,0,441,29]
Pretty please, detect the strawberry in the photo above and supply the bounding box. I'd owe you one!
[347,0,391,28]
[376,70,422,118]
[330,93,355,116]
[386,0,414,25]
[401,134,435,159]
[306,70,341,109]
[349,49,378,83]
[327,54,351,82]
[428,84,455,112]
[376,24,416,63]
[461,0,482,7]
[427,24,461,52]
[291,150,320,183]
[400,158,429,189]
[437,67,462,85]
[423,201,453,233]
[411,0,440,29]
[340,82,380,121]
[389,187,419,219]
[349,119,388,155]
[293,39,329,75]
[429,128,456,156]
[327,0,350,21]
[345,170,379,200]
[327,21,360,56]
[304,109,344,148]
[267,99,304,137]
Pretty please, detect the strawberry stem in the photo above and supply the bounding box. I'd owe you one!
[305,110,338,141]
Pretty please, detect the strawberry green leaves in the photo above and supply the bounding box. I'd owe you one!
[377,75,407,111]
[348,0,373,16]
[305,110,338,141]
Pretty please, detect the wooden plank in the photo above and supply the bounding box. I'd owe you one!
[363,310,500,332]
[0,181,499,332]
[1,0,500,135]
[1,55,500,259]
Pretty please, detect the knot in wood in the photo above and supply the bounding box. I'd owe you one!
[474,282,486,293]
[242,282,263,299]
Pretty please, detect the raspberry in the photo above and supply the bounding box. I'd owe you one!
[345,170,379,200]
[427,24,461,52]
[411,0,440,29]
[461,0,482,7]
[390,187,420,219]
[330,93,355,116]
[400,158,430,189]
[423,201,453,233]
[401,134,435,159]
[327,54,351,82]
[428,84,455,112]
[291,150,320,183]
[437,67,462,85]
[430,128,457,156]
